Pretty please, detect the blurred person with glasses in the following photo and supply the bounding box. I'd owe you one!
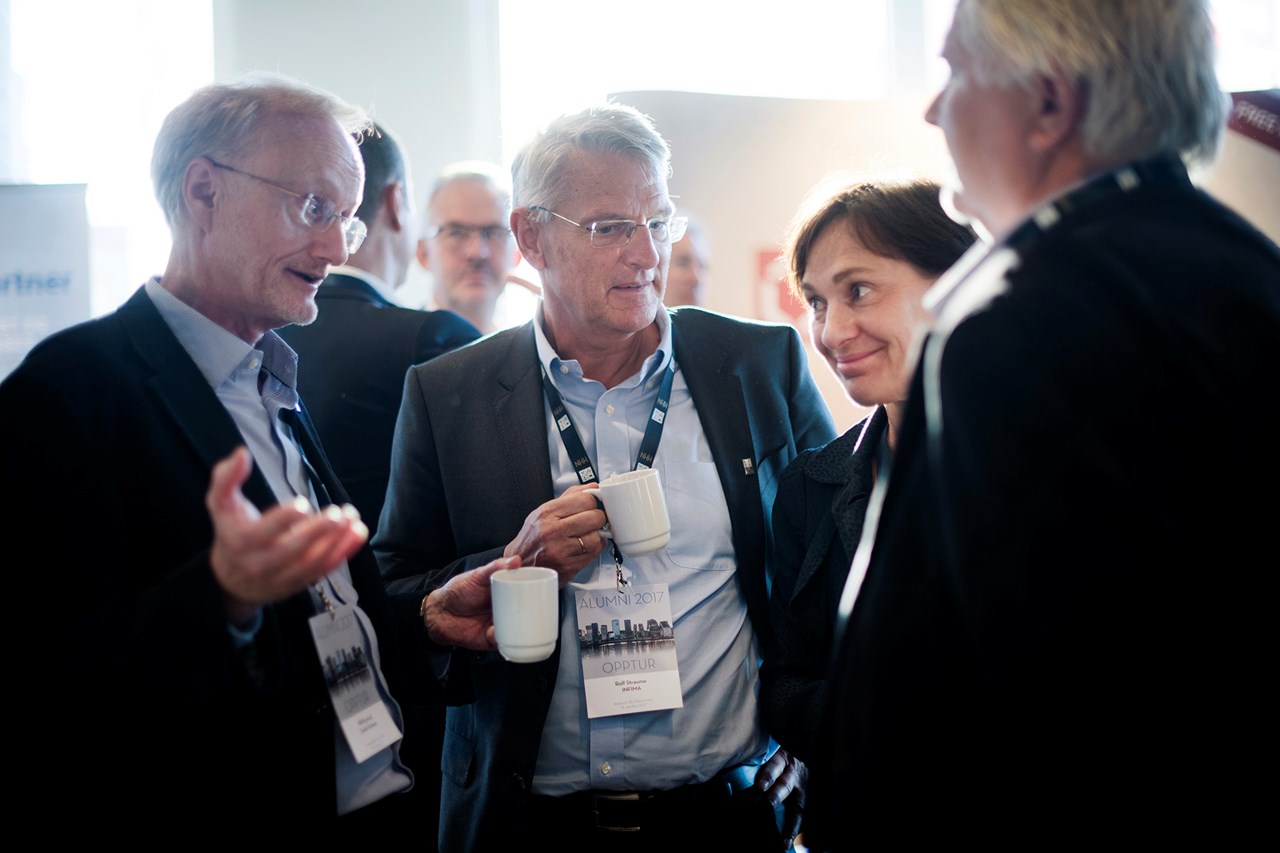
[0,72,511,839]
[415,160,531,334]
[375,102,835,851]
[664,212,711,307]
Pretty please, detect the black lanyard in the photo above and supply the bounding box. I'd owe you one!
[540,358,677,583]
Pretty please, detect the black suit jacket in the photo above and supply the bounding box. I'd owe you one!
[809,159,1280,848]
[373,306,836,851]
[1,286,434,835]
[760,407,885,764]
[278,273,480,532]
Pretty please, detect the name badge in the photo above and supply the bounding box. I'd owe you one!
[572,582,683,718]
[308,603,403,763]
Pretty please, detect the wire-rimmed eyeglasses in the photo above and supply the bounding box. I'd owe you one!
[530,205,687,249]
[424,223,512,246]
[206,157,368,254]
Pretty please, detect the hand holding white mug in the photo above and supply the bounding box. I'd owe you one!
[490,565,559,662]
[596,468,671,557]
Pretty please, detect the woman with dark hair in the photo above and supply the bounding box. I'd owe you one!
[760,177,976,762]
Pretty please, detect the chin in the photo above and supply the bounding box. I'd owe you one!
[284,300,319,327]
[841,379,878,405]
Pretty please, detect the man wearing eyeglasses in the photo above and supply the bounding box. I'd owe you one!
[375,103,836,851]
[415,160,529,335]
[0,73,509,838]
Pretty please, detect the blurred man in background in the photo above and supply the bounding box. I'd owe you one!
[416,160,532,334]
[663,213,710,307]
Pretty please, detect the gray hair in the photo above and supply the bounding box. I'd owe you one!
[151,71,372,229]
[512,102,672,217]
[950,0,1228,166]
[421,160,512,236]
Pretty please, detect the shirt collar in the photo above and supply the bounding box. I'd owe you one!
[328,264,400,305]
[532,305,673,388]
[145,276,299,392]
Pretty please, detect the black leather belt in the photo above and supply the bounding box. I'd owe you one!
[537,764,760,833]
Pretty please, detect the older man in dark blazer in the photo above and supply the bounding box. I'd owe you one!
[280,122,480,534]
[1,74,501,840]
[375,103,836,852]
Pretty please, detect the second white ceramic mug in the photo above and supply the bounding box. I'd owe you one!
[489,566,559,663]
[597,468,671,557]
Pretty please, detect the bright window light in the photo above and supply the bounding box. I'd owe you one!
[6,0,214,316]
[3,0,1275,323]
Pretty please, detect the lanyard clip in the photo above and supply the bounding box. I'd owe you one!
[613,543,628,592]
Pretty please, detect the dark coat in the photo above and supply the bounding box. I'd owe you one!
[808,159,1280,848]
[373,306,837,851]
[278,273,480,532]
[761,406,886,763]
[1,286,435,835]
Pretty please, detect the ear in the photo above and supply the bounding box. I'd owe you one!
[415,237,431,272]
[384,180,406,232]
[1028,70,1083,153]
[183,157,219,233]
[511,208,548,272]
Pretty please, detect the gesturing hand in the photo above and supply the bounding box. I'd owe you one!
[207,446,368,625]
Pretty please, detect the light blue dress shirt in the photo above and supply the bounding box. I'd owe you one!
[530,308,771,795]
[144,277,413,815]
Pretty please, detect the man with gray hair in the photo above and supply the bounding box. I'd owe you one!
[376,102,835,850]
[810,1,1280,848]
[415,159,528,334]
[1,73,507,837]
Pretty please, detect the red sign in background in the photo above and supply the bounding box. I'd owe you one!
[755,247,804,327]
[1228,90,1280,153]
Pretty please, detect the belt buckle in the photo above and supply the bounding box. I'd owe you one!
[592,791,646,832]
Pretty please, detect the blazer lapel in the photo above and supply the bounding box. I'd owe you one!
[670,313,769,615]
[495,322,558,506]
[117,287,286,512]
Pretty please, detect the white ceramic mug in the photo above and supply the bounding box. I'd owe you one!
[597,468,671,557]
[489,566,559,663]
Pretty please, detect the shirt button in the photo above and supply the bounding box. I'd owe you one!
[559,364,570,374]
[247,356,260,372]
[605,404,615,415]
[600,762,612,776]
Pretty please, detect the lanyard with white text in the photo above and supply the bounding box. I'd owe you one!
[541,359,677,588]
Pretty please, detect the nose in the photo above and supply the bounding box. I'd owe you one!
[689,260,703,285]
[924,90,942,127]
[314,220,350,266]
[622,224,661,269]
[464,230,492,259]
[820,300,857,351]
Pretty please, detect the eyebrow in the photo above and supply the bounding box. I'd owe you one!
[587,206,676,222]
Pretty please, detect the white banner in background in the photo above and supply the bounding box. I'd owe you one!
[0,184,92,381]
